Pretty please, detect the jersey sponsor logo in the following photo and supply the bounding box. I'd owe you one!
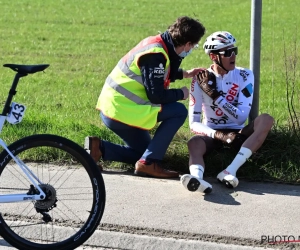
[241,83,253,98]
[218,92,226,98]
[215,96,225,105]
[209,102,231,123]
[210,101,224,117]
[240,70,249,82]
[233,100,243,106]
[223,102,238,119]
[191,129,208,136]
[209,114,229,125]
[193,111,201,114]
[215,108,223,116]
[210,102,220,111]
[226,83,238,102]
[153,63,165,78]
[189,93,196,106]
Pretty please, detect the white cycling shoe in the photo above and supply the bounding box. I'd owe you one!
[217,170,239,188]
[180,174,212,194]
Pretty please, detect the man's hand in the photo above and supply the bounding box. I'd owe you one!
[196,70,220,100]
[183,68,206,78]
[181,86,189,100]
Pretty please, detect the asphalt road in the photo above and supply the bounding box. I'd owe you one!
[1,170,300,249]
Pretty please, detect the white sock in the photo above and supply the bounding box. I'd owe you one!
[189,164,204,179]
[225,147,252,176]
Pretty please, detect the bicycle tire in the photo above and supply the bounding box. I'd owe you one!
[0,134,105,250]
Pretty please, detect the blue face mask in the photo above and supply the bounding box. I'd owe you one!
[178,48,193,58]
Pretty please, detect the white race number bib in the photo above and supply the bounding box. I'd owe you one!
[6,102,26,124]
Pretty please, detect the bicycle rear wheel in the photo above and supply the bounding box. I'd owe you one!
[0,134,105,250]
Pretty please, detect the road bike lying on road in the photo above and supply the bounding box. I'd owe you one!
[0,64,105,250]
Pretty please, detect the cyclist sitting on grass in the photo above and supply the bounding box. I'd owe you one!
[181,31,274,194]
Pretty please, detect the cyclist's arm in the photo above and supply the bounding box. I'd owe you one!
[189,77,216,137]
[214,70,254,125]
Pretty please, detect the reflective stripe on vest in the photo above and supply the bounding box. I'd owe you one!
[105,74,160,107]
[117,59,170,86]
[97,35,170,130]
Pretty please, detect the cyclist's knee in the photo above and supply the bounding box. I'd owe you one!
[188,135,206,152]
[255,113,274,131]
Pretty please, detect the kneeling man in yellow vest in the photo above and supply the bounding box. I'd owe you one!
[85,16,206,179]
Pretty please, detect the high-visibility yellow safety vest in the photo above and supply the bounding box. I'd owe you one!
[96,35,171,130]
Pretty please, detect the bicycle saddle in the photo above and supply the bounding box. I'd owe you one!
[3,64,50,74]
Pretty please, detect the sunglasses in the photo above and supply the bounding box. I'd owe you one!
[218,47,238,57]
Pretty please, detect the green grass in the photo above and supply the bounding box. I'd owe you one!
[0,0,300,183]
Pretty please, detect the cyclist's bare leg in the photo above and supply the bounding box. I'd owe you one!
[241,113,274,152]
[181,136,212,194]
[218,113,274,188]
[188,135,207,167]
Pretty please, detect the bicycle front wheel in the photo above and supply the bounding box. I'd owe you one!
[0,134,105,250]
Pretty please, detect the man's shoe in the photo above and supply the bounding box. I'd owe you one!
[134,161,179,179]
[84,136,102,163]
[180,174,212,194]
[217,170,239,188]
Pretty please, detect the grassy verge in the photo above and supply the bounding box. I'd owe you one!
[99,125,300,185]
[0,0,299,184]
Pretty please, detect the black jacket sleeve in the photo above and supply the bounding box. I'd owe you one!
[138,53,184,104]
[176,68,184,80]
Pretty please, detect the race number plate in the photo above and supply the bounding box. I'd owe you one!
[6,102,26,124]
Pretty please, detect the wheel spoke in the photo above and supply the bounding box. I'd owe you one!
[0,135,105,250]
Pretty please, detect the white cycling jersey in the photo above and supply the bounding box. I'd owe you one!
[189,65,254,135]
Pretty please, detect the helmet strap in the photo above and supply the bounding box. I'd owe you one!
[215,55,229,73]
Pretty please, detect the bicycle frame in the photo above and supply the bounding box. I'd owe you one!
[0,66,50,203]
[0,137,46,202]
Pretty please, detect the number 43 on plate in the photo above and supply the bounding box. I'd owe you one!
[6,102,26,124]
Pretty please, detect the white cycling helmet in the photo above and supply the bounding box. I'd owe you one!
[203,31,236,54]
